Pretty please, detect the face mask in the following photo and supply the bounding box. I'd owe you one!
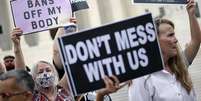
[36,71,55,88]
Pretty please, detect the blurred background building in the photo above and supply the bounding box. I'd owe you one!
[0,0,201,100]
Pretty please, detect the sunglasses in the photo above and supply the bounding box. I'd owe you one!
[0,91,27,99]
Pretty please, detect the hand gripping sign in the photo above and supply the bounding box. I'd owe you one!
[10,0,72,34]
[58,13,164,96]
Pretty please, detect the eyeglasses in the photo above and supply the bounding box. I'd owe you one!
[0,91,27,99]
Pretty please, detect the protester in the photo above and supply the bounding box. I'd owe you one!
[128,0,201,101]
[10,19,76,101]
[0,69,34,101]
[3,55,30,72]
[52,18,95,101]
[52,18,122,101]
[11,17,110,101]
[52,18,77,80]
[3,55,15,71]
[31,61,73,101]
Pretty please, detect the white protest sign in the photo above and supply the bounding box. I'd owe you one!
[10,0,72,34]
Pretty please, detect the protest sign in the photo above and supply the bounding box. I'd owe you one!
[132,0,187,4]
[58,13,164,96]
[10,0,72,34]
[71,0,89,12]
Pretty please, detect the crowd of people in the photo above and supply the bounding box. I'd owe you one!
[1,0,201,101]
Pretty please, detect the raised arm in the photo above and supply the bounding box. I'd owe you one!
[53,28,65,69]
[184,0,201,64]
[53,18,77,70]
[10,28,26,70]
[52,18,77,90]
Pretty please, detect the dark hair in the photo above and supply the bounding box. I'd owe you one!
[3,55,15,60]
[0,69,35,93]
[155,18,175,35]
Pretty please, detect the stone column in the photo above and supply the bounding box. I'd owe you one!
[24,34,39,47]
[0,0,39,49]
[96,0,126,24]
[75,0,101,30]
[120,0,138,17]
[0,0,12,51]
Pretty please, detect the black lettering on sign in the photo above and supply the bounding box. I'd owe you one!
[31,17,58,29]
[24,9,42,19]
[48,6,61,15]
[27,0,54,8]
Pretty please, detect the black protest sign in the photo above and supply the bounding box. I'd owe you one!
[133,0,187,4]
[71,0,89,12]
[58,13,164,95]
[10,0,72,34]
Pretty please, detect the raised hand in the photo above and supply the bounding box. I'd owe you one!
[186,0,196,15]
[70,17,77,24]
[97,76,121,95]
[10,28,23,45]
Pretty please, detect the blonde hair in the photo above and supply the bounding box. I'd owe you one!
[168,46,193,94]
[155,19,193,94]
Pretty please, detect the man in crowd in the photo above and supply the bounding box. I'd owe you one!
[0,69,34,101]
[3,55,30,72]
[3,55,15,71]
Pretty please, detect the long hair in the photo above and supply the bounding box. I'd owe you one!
[155,19,193,94]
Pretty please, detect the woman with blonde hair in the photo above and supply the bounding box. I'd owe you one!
[128,0,201,101]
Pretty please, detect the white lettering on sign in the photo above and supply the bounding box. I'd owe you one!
[83,55,126,83]
[115,22,156,51]
[64,22,155,83]
[127,48,148,70]
[65,34,111,65]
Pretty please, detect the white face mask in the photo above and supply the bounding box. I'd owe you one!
[35,71,55,88]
